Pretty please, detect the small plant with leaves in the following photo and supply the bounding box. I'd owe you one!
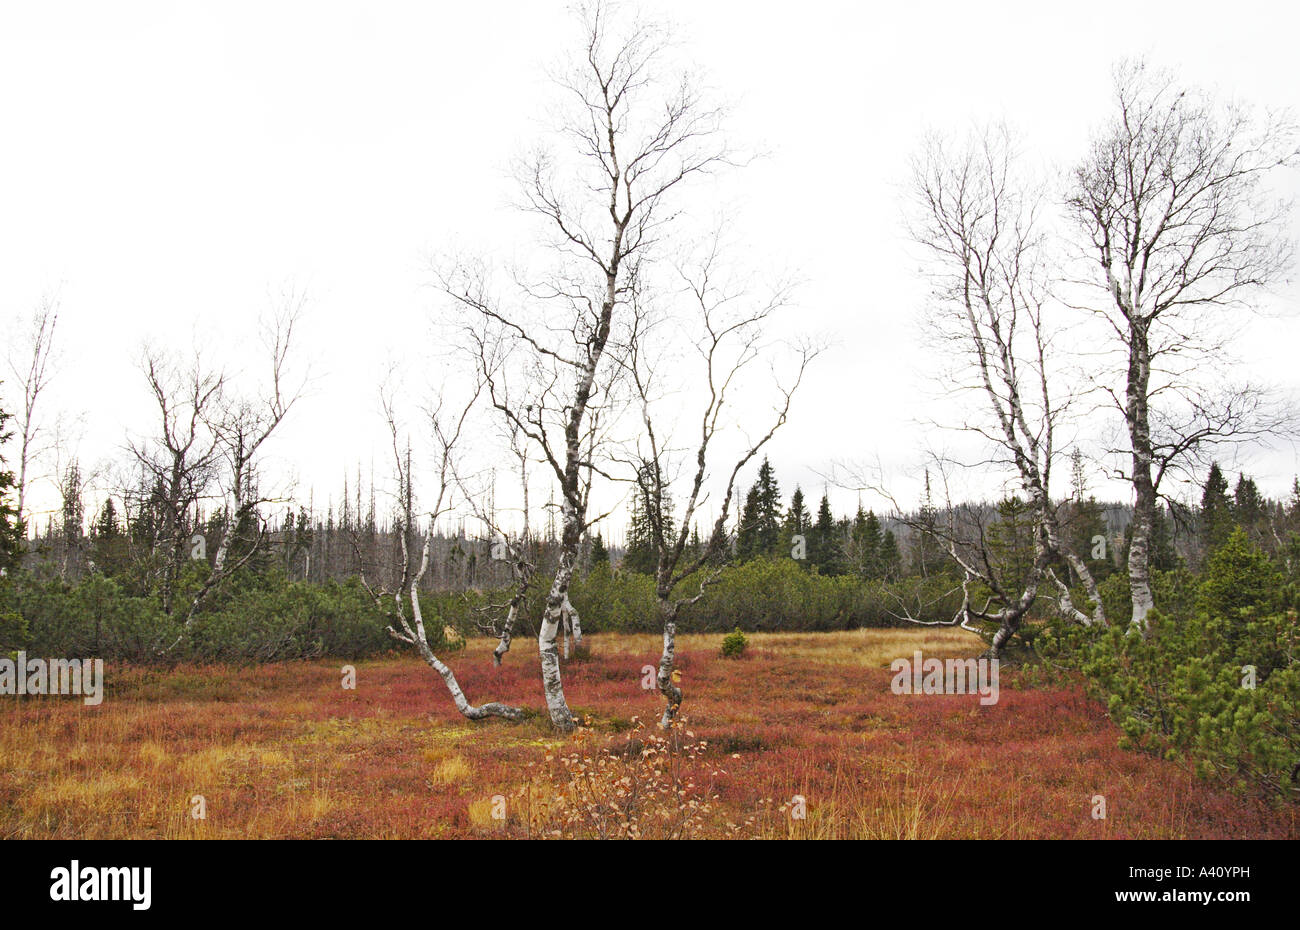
[721,627,748,658]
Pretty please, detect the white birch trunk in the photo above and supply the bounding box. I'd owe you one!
[656,604,682,728]
[397,533,522,721]
[539,554,577,731]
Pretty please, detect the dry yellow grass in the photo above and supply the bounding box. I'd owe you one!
[427,753,471,785]
[590,627,981,667]
[0,628,1286,839]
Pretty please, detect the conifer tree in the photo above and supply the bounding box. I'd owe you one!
[589,532,610,569]
[783,485,811,563]
[1123,503,1179,573]
[879,528,902,581]
[89,498,130,578]
[736,457,782,559]
[1200,462,1234,558]
[0,397,22,574]
[1066,494,1113,582]
[736,483,763,561]
[913,470,945,577]
[988,496,1037,594]
[850,506,883,579]
[810,493,845,575]
[623,489,656,574]
[624,464,673,575]
[1233,473,1266,545]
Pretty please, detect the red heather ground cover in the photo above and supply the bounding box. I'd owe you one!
[1,629,1292,838]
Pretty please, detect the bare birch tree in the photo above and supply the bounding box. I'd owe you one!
[620,238,815,724]
[451,417,538,667]
[439,0,729,731]
[5,296,60,532]
[361,385,523,721]
[905,126,1107,655]
[1067,60,1299,630]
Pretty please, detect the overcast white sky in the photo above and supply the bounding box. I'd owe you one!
[3,0,1299,539]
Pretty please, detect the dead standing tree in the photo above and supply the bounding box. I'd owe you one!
[179,300,307,629]
[128,349,224,616]
[620,240,815,725]
[5,296,60,532]
[440,0,729,731]
[905,127,1108,655]
[1067,60,1298,631]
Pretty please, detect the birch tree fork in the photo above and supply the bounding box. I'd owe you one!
[620,241,815,726]
[1067,60,1299,631]
[439,0,730,732]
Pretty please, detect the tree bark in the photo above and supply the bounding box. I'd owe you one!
[656,602,682,728]
[539,552,577,730]
[1126,327,1156,631]
[394,532,523,721]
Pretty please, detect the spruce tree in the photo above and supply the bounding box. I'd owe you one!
[879,529,902,581]
[913,470,945,577]
[623,487,658,575]
[1200,462,1234,556]
[1066,494,1113,581]
[685,524,702,563]
[1233,473,1266,545]
[624,463,674,576]
[0,398,22,574]
[753,457,783,556]
[736,457,782,559]
[988,496,1036,594]
[590,532,610,569]
[89,498,130,578]
[736,484,763,561]
[1150,504,1180,572]
[783,486,811,564]
[1123,503,1179,573]
[810,493,845,575]
[850,506,883,578]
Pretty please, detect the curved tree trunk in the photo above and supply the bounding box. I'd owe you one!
[391,533,523,722]
[539,553,577,731]
[492,603,518,666]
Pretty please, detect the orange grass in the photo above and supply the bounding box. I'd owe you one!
[1,629,1293,839]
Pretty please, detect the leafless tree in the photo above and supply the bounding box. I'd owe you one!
[438,0,730,731]
[903,126,1107,654]
[5,296,60,531]
[451,415,539,667]
[179,298,307,628]
[1066,59,1299,630]
[128,348,225,615]
[360,384,523,721]
[619,236,816,724]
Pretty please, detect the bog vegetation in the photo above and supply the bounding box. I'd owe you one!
[2,1,1299,833]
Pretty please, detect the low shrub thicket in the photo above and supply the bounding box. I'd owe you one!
[0,557,956,661]
[1035,530,1300,800]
